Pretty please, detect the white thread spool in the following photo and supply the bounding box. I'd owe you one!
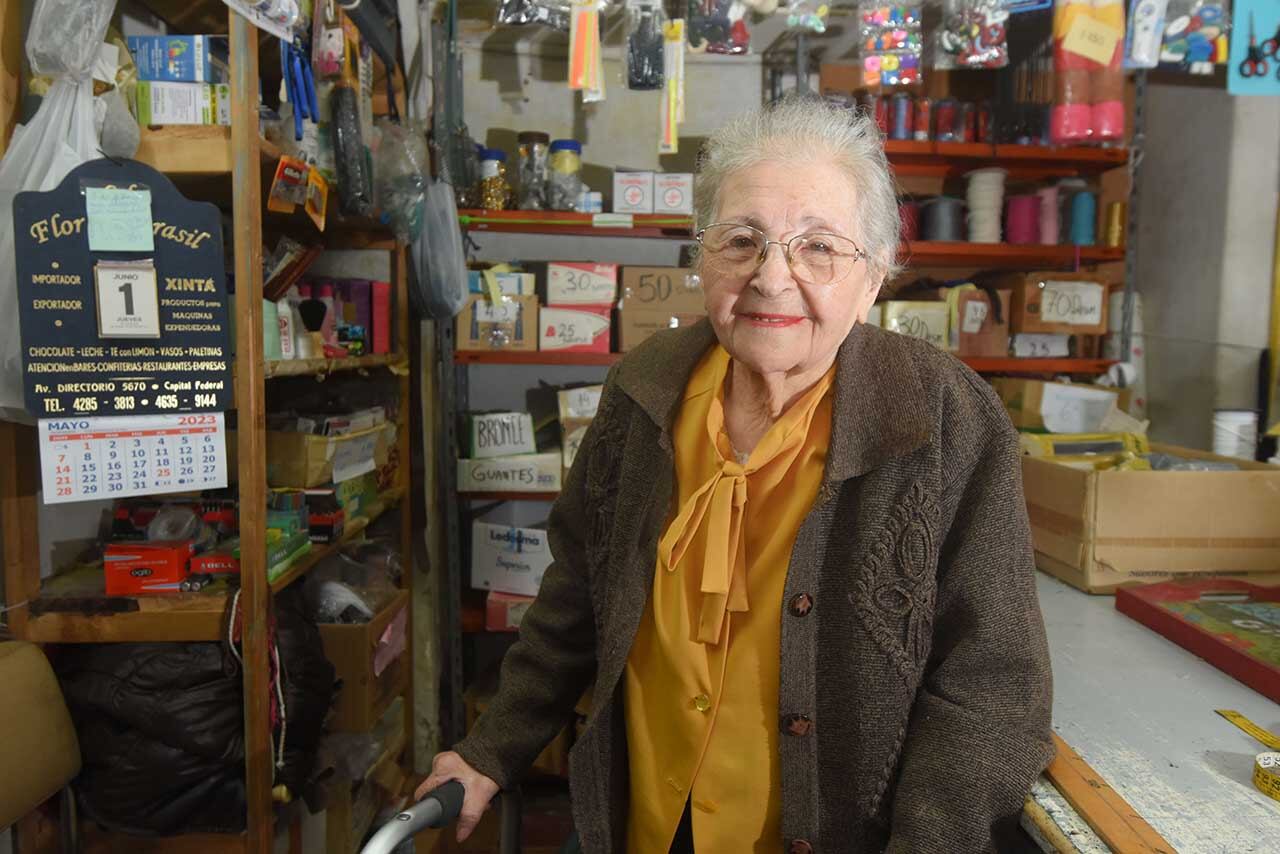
[1212,409,1258,460]
[965,168,1006,243]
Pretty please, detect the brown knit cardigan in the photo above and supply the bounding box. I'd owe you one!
[456,320,1054,853]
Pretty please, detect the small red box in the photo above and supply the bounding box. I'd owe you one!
[104,541,195,595]
[1117,579,1280,704]
[539,304,612,354]
[485,590,536,632]
[190,548,240,575]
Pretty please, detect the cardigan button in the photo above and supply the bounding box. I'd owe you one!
[782,714,814,737]
[789,840,814,854]
[789,593,813,617]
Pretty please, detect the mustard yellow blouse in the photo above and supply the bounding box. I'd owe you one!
[624,345,835,852]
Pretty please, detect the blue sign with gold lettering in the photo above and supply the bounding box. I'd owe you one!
[13,158,232,417]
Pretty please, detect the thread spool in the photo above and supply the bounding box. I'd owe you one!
[1213,409,1258,460]
[1105,201,1126,248]
[965,168,1006,243]
[1069,191,1097,246]
[1037,187,1060,244]
[921,197,965,241]
[1005,195,1040,245]
[898,201,921,241]
[890,93,913,141]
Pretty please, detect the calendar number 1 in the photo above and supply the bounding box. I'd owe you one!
[118,281,134,315]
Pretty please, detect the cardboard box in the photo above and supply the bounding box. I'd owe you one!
[818,62,863,96]
[654,173,694,215]
[485,590,536,632]
[540,305,612,353]
[319,590,410,731]
[457,452,562,493]
[992,378,1130,433]
[613,171,654,213]
[558,386,603,421]
[135,81,229,125]
[955,289,1012,357]
[1001,272,1109,336]
[264,422,393,488]
[104,541,194,595]
[882,301,948,349]
[468,412,537,459]
[1023,446,1280,594]
[471,522,554,597]
[620,267,705,313]
[127,35,229,83]
[467,270,536,297]
[617,308,706,352]
[466,667,570,777]
[455,294,538,353]
[543,263,618,305]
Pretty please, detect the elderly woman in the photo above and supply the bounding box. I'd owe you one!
[418,97,1053,853]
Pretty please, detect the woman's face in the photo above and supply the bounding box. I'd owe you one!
[701,158,882,377]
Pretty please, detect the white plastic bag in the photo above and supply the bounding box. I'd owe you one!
[410,180,469,320]
[0,0,117,421]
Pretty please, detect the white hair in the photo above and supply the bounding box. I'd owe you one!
[693,96,901,282]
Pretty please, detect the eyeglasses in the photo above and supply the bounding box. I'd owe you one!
[694,222,867,286]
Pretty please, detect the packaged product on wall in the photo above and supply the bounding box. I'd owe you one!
[881,301,948,348]
[857,1,925,88]
[136,81,230,125]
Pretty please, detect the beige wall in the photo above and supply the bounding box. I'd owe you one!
[1135,85,1280,449]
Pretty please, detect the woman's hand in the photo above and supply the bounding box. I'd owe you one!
[413,751,501,842]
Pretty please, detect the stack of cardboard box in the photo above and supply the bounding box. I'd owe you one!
[537,263,617,354]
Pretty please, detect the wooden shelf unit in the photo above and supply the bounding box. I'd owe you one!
[0,7,416,853]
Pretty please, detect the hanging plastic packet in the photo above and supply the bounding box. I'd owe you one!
[688,0,752,55]
[569,1,606,101]
[935,0,1010,69]
[312,0,346,78]
[787,1,830,34]
[496,0,575,31]
[659,19,685,154]
[1124,0,1169,68]
[375,119,428,241]
[1157,0,1228,75]
[626,0,666,90]
[858,2,924,88]
[330,84,374,216]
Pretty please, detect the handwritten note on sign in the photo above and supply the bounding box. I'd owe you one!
[1062,16,1122,66]
[84,187,155,252]
[1040,281,1104,327]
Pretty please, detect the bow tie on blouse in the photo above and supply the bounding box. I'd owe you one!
[657,369,834,645]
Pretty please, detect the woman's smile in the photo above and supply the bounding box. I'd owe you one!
[737,311,807,328]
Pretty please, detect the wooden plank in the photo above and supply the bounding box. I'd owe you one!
[25,598,228,643]
[1022,796,1079,853]
[263,353,406,378]
[1046,733,1176,854]
[0,422,39,638]
[229,13,273,854]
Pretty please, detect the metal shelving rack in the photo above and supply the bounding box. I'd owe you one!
[0,3,417,851]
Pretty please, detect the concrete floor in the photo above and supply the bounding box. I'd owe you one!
[1039,574,1280,852]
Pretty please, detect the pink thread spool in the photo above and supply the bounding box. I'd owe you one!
[898,201,921,241]
[1036,187,1060,244]
[1005,194,1040,245]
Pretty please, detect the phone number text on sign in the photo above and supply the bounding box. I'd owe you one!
[38,413,228,504]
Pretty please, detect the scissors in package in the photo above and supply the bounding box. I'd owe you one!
[281,39,319,140]
[1238,11,1270,78]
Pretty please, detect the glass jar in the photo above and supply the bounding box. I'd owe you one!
[516,131,550,210]
[547,139,583,212]
[479,148,512,211]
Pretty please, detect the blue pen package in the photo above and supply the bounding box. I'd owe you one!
[127,35,229,83]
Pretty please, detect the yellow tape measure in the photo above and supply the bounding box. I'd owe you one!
[1216,710,1280,803]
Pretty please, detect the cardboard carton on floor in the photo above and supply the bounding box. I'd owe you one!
[1023,445,1280,593]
